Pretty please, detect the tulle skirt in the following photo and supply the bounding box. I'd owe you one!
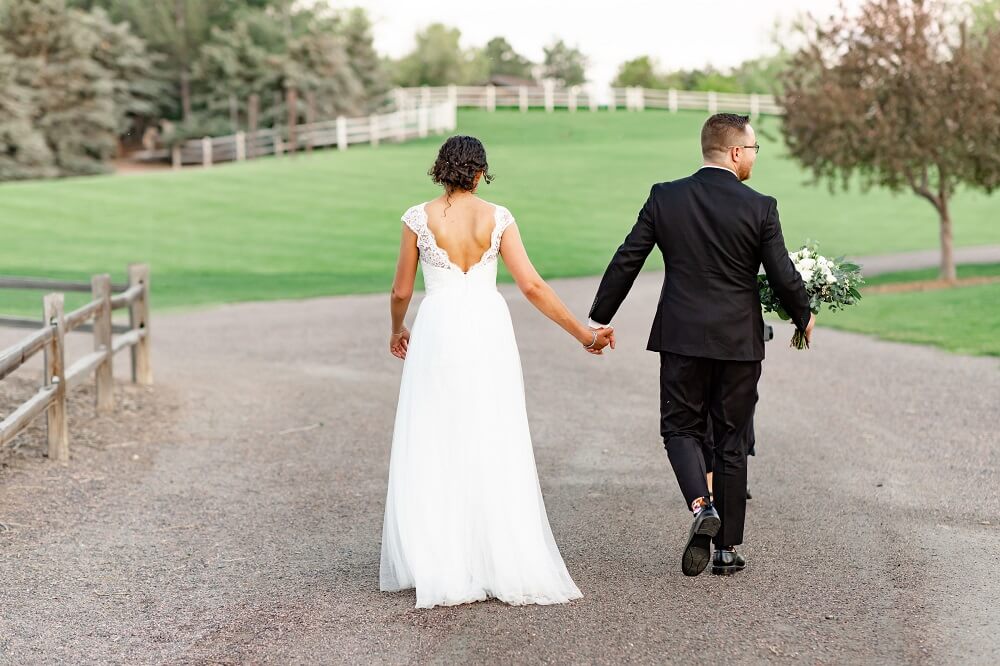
[379,288,582,609]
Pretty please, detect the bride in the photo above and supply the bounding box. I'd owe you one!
[380,135,614,609]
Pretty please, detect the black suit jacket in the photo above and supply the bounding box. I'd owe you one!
[589,167,811,361]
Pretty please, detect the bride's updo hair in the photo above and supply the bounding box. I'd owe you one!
[429,135,494,193]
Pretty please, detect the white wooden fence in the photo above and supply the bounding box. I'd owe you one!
[151,83,773,169]
[167,100,458,168]
[395,85,783,117]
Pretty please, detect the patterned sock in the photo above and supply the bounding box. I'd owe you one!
[691,496,709,514]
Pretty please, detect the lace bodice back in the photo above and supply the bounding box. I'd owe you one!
[401,202,516,294]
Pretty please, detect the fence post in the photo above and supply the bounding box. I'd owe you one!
[305,91,316,153]
[274,135,284,156]
[171,145,181,170]
[337,116,348,151]
[127,263,152,386]
[708,91,718,114]
[286,88,298,155]
[229,94,239,132]
[608,88,616,112]
[486,84,496,112]
[420,85,431,109]
[417,106,428,138]
[636,87,645,112]
[370,114,380,147]
[91,274,114,413]
[394,88,407,111]
[750,93,760,120]
[668,88,678,113]
[235,131,246,161]
[43,293,69,462]
[519,86,528,113]
[543,81,554,113]
[569,86,578,112]
[589,87,598,112]
[447,84,458,110]
[201,137,212,167]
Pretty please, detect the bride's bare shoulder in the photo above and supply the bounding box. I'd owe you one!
[476,198,513,217]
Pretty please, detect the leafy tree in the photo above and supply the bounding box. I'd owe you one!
[730,53,790,95]
[969,0,1000,33]
[612,56,662,88]
[285,22,365,117]
[71,0,269,120]
[780,0,1000,281]
[483,36,533,79]
[393,23,486,86]
[341,7,391,106]
[612,52,789,94]
[542,39,587,85]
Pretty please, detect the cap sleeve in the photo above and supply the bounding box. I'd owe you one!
[496,205,516,238]
[401,205,424,234]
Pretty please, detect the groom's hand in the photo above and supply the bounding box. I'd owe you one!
[804,313,816,345]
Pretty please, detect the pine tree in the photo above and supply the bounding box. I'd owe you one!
[341,8,390,111]
[0,47,56,180]
[0,0,117,176]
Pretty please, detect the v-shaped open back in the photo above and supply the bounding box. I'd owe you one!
[402,202,516,276]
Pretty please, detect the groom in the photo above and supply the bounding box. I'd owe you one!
[588,113,814,576]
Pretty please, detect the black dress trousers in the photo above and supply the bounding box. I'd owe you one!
[659,351,761,547]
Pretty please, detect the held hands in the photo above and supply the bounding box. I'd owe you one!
[389,326,410,359]
[583,326,615,355]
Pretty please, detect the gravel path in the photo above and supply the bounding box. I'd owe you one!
[1,271,998,665]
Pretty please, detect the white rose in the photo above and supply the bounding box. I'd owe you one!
[799,258,816,270]
[799,268,814,282]
[826,272,837,284]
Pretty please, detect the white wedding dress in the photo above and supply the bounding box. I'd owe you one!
[379,202,582,609]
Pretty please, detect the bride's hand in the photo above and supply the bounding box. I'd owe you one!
[390,327,410,359]
[585,327,615,355]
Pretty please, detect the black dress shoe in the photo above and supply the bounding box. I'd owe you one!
[681,504,720,576]
[711,547,746,575]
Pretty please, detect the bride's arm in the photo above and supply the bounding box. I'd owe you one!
[500,224,613,352]
[389,226,419,358]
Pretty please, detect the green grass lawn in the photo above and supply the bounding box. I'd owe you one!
[814,263,1000,357]
[1,109,998,329]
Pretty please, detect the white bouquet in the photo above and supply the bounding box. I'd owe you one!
[758,243,864,349]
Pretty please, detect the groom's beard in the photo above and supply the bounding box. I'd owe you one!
[738,163,753,181]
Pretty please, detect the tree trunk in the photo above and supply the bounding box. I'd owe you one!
[938,199,956,283]
[175,0,191,122]
[180,70,192,122]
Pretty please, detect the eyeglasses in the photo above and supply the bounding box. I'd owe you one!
[728,144,760,154]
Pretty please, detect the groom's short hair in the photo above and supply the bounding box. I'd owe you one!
[701,113,751,158]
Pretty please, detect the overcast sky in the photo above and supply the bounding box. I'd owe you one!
[344,0,867,89]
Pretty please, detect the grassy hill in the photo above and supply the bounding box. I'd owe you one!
[1,109,997,321]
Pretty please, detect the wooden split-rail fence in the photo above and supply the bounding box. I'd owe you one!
[0,263,151,460]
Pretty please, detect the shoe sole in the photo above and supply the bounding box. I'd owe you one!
[681,514,721,577]
[711,563,746,576]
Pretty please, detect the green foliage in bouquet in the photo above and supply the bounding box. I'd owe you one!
[758,242,864,348]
